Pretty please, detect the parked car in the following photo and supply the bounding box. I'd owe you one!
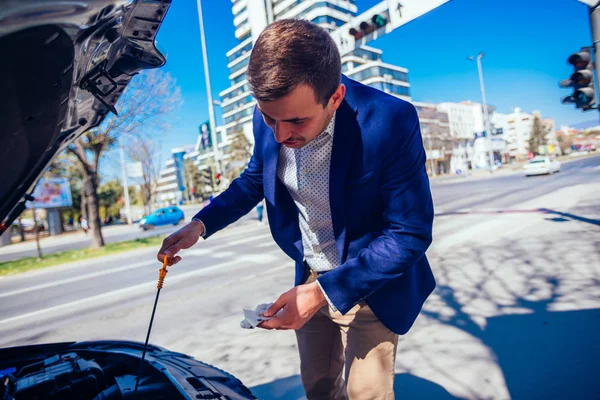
[0,1,255,399]
[139,206,184,230]
[523,156,561,176]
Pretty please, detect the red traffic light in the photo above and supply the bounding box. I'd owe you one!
[349,27,363,40]
[568,51,591,68]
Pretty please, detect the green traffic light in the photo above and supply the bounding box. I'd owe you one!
[371,14,387,27]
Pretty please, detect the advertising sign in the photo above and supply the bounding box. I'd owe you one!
[28,178,73,209]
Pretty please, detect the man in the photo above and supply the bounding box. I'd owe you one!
[157,19,435,400]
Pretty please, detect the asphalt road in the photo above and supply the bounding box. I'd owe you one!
[0,154,598,399]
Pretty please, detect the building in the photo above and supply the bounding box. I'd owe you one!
[412,102,452,175]
[437,101,493,139]
[436,101,505,172]
[158,0,415,201]
[493,107,557,161]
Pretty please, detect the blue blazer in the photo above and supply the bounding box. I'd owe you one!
[195,76,435,335]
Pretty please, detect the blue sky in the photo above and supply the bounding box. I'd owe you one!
[107,0,596,177]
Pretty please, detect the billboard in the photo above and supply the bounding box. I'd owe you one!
[28,178,73,209]
[199,121,212,150]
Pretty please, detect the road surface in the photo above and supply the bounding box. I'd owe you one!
[1,155,598,399]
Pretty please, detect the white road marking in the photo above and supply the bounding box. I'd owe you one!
[0,252,284,326]
[1,233,275,299]
[0,260,156,299]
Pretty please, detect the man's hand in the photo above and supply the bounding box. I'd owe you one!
[157,220,205,266]
[259,282,328,330]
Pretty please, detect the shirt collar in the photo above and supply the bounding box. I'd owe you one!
[310,112,336,145]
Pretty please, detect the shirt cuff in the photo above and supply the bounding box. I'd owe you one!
[191,218,207,238]
[316,279,338,313]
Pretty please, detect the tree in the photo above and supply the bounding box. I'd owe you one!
[224,128,252,184]
[528,115,548,155]
[127,138,161,215]
[67,70,181,247]
[185,158,214,201]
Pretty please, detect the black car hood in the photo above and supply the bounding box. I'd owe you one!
[0,340,256,399]
[0,0,171,229]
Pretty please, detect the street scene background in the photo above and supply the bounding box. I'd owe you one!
[1,0,599,399]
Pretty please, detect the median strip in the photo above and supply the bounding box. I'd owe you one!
[0,236,166,277]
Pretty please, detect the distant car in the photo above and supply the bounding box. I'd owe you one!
[523,156,561,176]
[139,206,184,230]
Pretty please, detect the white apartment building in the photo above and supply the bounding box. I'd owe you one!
[493,107,557,161]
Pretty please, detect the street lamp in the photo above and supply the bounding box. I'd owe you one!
[196,0,222,174]
[467,52,495,172]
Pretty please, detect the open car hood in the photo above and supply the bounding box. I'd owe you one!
[0,340,256,399]
[0,0,172,230]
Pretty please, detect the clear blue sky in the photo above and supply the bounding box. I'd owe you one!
[110,0,597,175]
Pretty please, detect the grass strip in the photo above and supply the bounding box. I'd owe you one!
[0,235,165,276]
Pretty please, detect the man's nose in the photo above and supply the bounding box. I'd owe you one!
[274,122,292,143]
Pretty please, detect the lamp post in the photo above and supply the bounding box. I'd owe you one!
[196,0,222,174]
[468,52,495,171]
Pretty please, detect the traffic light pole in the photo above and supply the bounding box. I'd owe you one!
[589,2,600,114]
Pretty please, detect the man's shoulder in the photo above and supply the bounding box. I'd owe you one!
[343,77,418,146]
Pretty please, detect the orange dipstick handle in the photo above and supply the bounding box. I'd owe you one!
[157,256,169,289]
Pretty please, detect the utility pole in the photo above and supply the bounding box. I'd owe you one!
[196,0,222,174]
[468,52,495,172]
[119,138,133,225]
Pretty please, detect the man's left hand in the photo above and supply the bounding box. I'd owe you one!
[259,282,328,330]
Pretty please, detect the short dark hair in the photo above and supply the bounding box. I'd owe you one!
[247,19,341,107]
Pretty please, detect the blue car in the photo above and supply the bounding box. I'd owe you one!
[139,206,184,230]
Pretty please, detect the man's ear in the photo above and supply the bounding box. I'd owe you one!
[328,84,346,111]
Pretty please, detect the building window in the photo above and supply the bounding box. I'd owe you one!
[232,73,247,85]
[349,66,408,83]
[224,106,254,125]
[228,42,252,64]
[230,56,250,75]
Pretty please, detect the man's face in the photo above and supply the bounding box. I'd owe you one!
[257,84,345,149]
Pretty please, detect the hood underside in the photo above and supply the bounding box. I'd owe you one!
[0,0,171,230]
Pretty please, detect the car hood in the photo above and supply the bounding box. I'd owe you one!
[0,340,256,399]
[0,0,171,231]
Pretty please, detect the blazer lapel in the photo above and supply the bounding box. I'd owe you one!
[263,130,304,264]
[330,100,360,264]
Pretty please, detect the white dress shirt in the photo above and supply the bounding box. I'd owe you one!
[277,114,339,309]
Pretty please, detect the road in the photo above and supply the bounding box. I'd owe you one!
[1,155,599,399]
[0,204,255,262]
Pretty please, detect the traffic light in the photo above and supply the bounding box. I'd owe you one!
[202,166,213,191]
[349,13,389,40]
[215,173,221,186]
[560,48,596,111]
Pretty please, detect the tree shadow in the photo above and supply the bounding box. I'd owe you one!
[419,214,600,399]
[249,373,463,400]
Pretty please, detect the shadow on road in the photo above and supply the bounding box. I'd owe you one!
[435,207,600,227]
[419,211,600,399]
[250,373,462,400]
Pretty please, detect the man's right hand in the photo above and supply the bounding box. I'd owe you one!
[157,220,205,266]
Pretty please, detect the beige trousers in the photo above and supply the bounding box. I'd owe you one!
[296,271,398,400]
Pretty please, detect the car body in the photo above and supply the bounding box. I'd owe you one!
[0,341,255,399]
[523,156,561,176]
[139,206,184,230]
[0,1,256,398]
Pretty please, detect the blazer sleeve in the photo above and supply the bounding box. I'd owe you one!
[317,103,434,314]
[193,108,265,238]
